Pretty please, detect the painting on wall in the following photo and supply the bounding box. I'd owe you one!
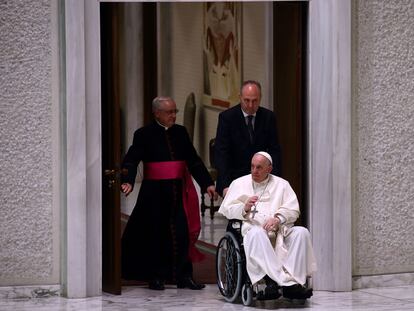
[203,2,242,109]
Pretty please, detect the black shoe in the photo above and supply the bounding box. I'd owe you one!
[148,278,165,290]
[264,275,280,288]
[282,284,313,299]
[256,282,281,300]
[177,277,205,290]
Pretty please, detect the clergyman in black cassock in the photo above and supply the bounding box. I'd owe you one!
[121,97,215,290]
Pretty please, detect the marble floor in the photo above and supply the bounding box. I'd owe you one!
[1,284,413,311]
[199,211,227,246]
[2,213,413,310]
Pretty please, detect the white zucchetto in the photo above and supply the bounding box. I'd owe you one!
[256,151,272,165]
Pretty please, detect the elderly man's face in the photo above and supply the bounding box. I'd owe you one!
[251,154,272,183]
[240,83,261,115]
[154,99,178,128]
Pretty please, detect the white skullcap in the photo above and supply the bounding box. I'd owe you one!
[256,151,272,165]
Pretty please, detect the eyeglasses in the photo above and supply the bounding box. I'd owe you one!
[159,109,179,115]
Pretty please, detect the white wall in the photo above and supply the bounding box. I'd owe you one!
[0,0,60,287]
[352,0,414,277]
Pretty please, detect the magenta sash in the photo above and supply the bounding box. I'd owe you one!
[144,161,204,262]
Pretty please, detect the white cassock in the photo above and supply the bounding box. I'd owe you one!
[218,174,317,286]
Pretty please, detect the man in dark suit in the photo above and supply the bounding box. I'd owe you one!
[214,80,281,197]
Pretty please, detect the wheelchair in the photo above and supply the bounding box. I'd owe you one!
[216,219,310,306]
[216,219,254,306]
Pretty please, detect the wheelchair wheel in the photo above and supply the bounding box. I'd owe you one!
[241,284,253,306]
[216,231,243,303]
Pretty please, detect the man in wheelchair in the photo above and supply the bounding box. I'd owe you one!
[218,151,317,301]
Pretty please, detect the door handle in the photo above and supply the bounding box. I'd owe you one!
[108,179,115,188]
[104,169,116,176]
[104,169,120,188]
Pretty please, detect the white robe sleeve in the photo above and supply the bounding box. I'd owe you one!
[218,177,250,220]
[275,181,300,225]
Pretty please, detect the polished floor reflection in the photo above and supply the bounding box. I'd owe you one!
[2,214,413,310]
[1,284,414,310]
[199,211,227,246]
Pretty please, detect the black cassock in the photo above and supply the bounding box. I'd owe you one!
[121,121,213,282]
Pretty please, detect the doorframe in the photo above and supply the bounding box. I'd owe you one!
[60,0,102,298]
[307,0,352,291]
[61,0,351,297]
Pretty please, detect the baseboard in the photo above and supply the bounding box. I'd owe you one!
[0,284,61,299]
[353,272,414,289]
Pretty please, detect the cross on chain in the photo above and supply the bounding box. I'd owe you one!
[249,178,270,219]
[250,205,259,219]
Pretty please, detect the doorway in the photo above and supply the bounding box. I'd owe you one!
[100,1,308,294]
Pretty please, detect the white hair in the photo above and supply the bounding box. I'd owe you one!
[152,96,172,112]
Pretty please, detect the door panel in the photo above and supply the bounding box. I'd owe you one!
[142,3,158,125]
[101,3,122,295]
[273,2,308,225]
[100,2,158,294]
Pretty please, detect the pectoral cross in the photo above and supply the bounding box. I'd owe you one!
[250,205,259,219]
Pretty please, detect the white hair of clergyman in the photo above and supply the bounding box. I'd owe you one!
[152,96,173,112]
[255,151,272,165]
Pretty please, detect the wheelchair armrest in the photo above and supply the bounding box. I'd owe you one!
[226,219,243,236]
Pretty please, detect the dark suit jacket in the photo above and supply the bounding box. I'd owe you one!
[214,104,281,195]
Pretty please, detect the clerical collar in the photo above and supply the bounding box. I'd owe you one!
[155,120,170,130]
[252,175,270,189]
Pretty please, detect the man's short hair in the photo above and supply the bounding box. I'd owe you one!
[241,80,262,94]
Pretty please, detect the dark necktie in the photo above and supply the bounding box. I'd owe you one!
[247,115,254,143]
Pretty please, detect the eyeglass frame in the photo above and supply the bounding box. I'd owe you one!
[158,108,179,115]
